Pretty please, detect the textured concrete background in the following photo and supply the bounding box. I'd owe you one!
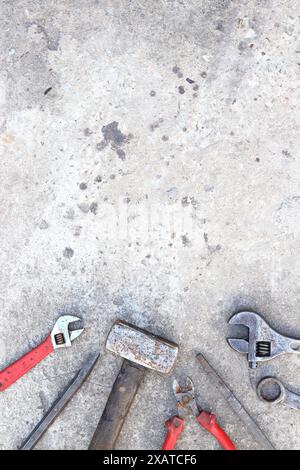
[0,0,299,450]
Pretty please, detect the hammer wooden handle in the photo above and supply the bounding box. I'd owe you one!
[89,359,146,450]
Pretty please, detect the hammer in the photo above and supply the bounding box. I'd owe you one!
[89,320,179,450]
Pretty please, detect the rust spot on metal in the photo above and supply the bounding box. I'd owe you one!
[106,320,178,374]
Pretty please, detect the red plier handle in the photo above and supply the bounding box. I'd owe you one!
[162,412,236,450]
[162,416,184,450]
[197,410,236,450]
[0,336,53,391]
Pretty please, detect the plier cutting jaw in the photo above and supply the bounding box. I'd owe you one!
[162,377,236,450]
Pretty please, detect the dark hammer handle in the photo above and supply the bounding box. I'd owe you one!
[89,359,146,450]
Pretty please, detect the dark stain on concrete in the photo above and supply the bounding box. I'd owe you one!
[204,232,221,254]
[282,149,292,158]
[181,234,192,247]
[39,391,49,413]
[96,121,132,160]
[25,21,61,51]
[117,148,126,160]
[102,121,127,146]
[181,196,197,208]
[44,87,52,95]
[150,118,163,132]
[172,65,183,78]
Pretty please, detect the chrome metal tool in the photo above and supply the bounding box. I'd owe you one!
[227,311,300,368]
[257,377,300,411]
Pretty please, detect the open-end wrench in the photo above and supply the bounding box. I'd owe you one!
[0,315,84,391]
[257,377,300,411]
[227,311,300,368]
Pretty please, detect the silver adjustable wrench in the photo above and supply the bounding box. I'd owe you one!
[227,311,300,368]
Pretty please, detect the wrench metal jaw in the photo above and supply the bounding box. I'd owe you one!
[228,311,300,368]
[50,315,84,349]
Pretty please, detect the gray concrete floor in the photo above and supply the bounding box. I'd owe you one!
[0,0,299,450]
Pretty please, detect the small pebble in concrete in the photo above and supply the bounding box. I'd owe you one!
[200,71,207,78]
[90,202,98,214]
[178,85,185,94]
[150,90,156,96]
[172,66,183,78]
[64,208,75,219]
[78,202,90,213]
[74,226,82,237]
[63,247,74,258]
[79,182,87,190]
[39,219,49,229]
[181,234,192,247]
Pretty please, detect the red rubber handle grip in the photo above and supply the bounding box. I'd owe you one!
[197,411,236,450]
[162,416,184,450]
[0,336,53,391]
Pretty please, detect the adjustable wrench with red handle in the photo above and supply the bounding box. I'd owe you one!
[162,377,236,450]
[0,315,83,391]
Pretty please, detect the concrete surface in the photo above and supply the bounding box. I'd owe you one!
[0,0,299,450]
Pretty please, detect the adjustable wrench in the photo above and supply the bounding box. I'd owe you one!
[0,315,83,391]
[257,377,300,411]
[227,311,300,368]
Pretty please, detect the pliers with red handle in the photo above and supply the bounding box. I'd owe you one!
[162,377,236,450]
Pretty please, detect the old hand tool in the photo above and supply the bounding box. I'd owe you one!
[257,377,300,411]
[197,353,275,450]
[20,352,99,450]
[0,315,84,391]
[89,319,178,450]
[162,377,236,450]
[227,311,300,369]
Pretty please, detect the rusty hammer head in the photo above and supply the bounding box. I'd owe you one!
[106,320,178,373]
